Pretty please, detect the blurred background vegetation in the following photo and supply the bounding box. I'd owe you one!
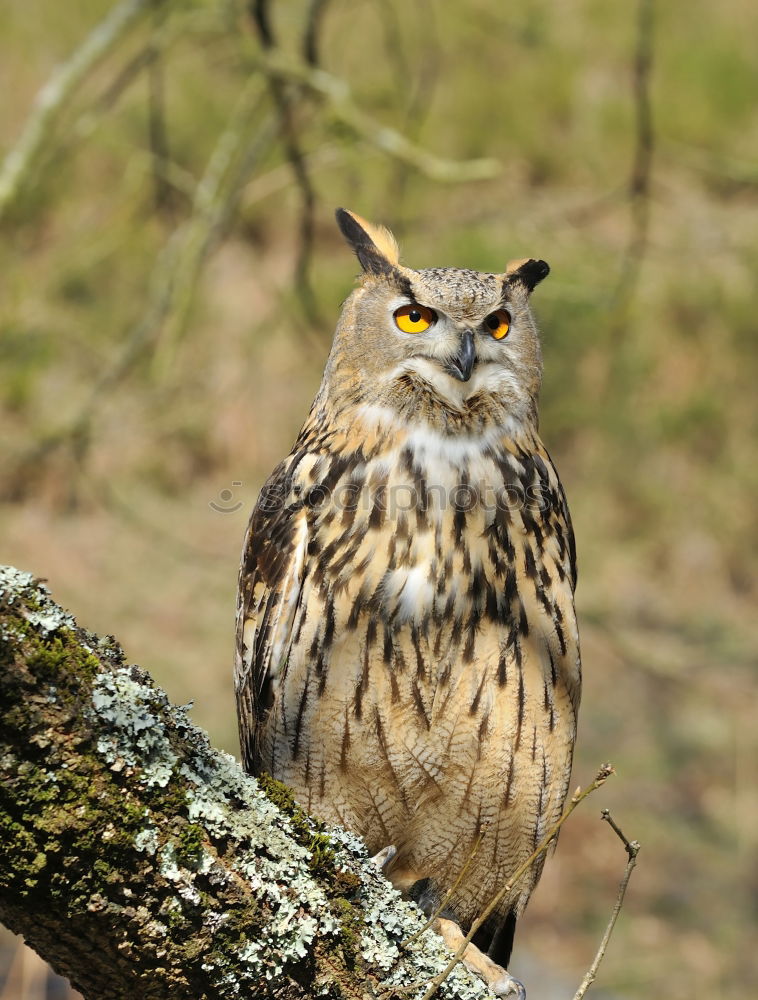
[1,0,757,997]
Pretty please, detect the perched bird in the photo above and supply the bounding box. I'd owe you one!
[236,209,580,995]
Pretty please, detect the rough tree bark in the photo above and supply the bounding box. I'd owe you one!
[0,565,493,1000]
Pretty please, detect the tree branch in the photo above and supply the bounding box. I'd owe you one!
[572,812,640,1000]
[0,0,158,221]
[251,50,501,184]
[0,565,498,999]
[418,767,615,1000]
[610,0,656,324]
[249,0,325,325]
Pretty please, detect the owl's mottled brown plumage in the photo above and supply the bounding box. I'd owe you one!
[236,209,580,984]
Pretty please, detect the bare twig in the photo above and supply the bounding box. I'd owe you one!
[419,765,615,1000]
[150,90,278,373]
[2,93,278,499]
[241,144,338,206]
[81,6,222,127]
[95,46,155,112]
[0,0,157,220]
[383,0,443,222]
[601,808,637,854]
[400,829,488,951]
[572,811,641,1000]
[375,0,412,82]
[2,5,500,497]
[255,50,501,183]
[303,0,331,67]
[69,9,220,204]
[249,0,325,325]
[402,0,441,134]
[146,4,174,215]
[610,0,655,320]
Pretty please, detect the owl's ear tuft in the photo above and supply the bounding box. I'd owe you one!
[505,257,550,293]
[336,208,400,277]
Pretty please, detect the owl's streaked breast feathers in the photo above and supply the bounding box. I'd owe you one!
[235,209,581,978]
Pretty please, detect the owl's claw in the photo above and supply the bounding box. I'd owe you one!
[370,844,397,871]
[432,917,526,999]
[491,971,526,998]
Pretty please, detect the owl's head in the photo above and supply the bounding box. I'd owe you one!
[325,208,550,433]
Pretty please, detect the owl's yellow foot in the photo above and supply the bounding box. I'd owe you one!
[370,844,397,871]
[433,917,526,998]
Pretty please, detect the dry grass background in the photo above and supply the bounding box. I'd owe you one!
[1,1,757,997]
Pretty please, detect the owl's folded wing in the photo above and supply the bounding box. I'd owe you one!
[234,461,308,772]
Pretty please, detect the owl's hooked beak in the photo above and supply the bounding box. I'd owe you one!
[447,330,476,382]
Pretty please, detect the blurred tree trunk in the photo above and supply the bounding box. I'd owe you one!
[0,565,485,1000]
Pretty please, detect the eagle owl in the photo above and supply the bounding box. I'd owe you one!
[236,209,580,995]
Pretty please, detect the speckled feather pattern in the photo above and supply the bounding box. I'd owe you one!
[236,231,581,953]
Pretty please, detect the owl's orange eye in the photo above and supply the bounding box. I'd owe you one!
[393,303,436,335]
[484,310,511,340]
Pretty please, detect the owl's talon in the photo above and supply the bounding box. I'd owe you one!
[433,917,526,999]
[370,844,397,871]
[491,972,526,998]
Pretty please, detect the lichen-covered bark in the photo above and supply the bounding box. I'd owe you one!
[0,565,492,1000]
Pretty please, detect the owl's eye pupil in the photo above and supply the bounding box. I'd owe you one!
[393,303,436,334]
[484,309,511,340]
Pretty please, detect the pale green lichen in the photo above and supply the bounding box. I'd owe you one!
[134,822,159,856]
[91,671,178,787]
[1,563,495,998]
[85,663,496,997]
[331,850,492,998]
[0,566,76,635]
[86,663,338,982]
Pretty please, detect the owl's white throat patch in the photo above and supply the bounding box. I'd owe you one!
[355,404,522,465]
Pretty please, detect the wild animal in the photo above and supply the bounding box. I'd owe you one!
[236,209,581,996]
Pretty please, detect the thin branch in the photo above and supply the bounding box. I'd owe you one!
[254,50,501,183]
[2,12,500,496]
[95,45,155,112]
[241,143,338,206]
[572,811,641,1000]
[375,0,412,83]
[601,808,637,855]
[68,9,222,205]
[146,4,174,215]
[303,0,331,67]
[419,765,616,1000]
[0,0,157,220]
[400,829,487,951]
[149,92,279,373]
[249,0,273,46]
[82,6,222,126]
[630,0,655,203]
[382,0,443,222]
[2,91,277,499]
[610,0,655,320]
[249,0,327,326]
[402,0,441,134]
